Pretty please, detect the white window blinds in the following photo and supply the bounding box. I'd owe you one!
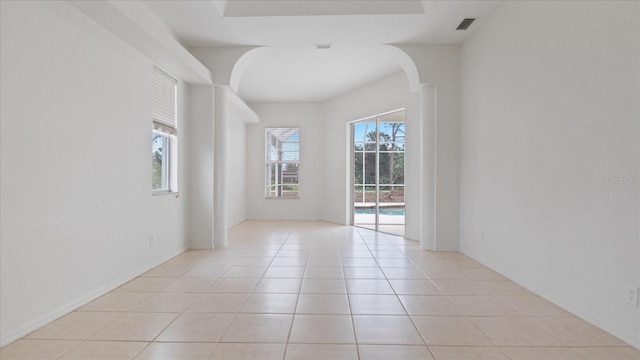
[153,66,177,135]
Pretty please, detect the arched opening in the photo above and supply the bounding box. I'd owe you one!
[230,45,428,243]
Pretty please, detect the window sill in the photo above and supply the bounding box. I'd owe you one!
[152,191,180,198]
[265,197,300,200]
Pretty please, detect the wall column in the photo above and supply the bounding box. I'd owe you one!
[188,85,215,249]
[213,86,228,248]
[420,84,436,250]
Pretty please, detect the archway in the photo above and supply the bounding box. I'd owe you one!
[227,44,435,250]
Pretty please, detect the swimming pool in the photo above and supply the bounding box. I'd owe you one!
[354,207,405,216]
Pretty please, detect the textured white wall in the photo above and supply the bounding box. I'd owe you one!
[0,1,189,345]
[460,0,640,347]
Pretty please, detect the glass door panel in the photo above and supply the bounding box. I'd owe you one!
[352,111,405,236]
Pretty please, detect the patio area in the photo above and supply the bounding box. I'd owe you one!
[354,203,405,237]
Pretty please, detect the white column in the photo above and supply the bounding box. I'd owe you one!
[188,85,215,249]
[420,84,436,250]
[213,86,228,248]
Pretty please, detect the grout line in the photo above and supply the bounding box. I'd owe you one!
[280,228,300,360]
[341,229,363,359]
[52,339,84,360]
[7,221,635,359]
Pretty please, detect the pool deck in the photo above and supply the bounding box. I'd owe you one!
[353,202,404,208]
[353,214,405,237]
[353,203,406,237]
[355,224,405,237]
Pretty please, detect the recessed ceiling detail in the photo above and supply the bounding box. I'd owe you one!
[144,1,502,47]
[143,1,503,102]
[218,0,425,17]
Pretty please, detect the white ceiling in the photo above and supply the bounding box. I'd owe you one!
[143,0,502,102]
[236,46,402,102]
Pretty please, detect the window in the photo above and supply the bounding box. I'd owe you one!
[152,66,177,194]
[265,127,299,198]
[152,133,169,191]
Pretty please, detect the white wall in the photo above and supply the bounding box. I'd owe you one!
[0,1,189,346]
[246,103,325,220]
[460,0,640,347]
[226,115,248,227]
[323,73,421,241]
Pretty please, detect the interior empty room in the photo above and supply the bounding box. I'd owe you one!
[1,1,638,359]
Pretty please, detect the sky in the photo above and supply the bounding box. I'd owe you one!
[353,121,405,144]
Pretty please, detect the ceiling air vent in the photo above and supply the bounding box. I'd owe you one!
[315,44,331,50]
[456,18,476,30]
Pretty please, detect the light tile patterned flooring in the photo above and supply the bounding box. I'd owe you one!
[2,221,638,359]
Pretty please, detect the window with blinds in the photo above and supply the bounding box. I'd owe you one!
[152,66,177,135]
[152,66,177,193]
[265,128,300,198]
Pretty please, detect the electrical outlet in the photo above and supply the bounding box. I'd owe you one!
[149,236,154,247]
[626,285,638,306]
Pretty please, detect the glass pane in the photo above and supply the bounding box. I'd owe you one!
[379,152,404,185]
[266,162,299,197]
[378,119,405,234]
[281,163,299,185]
[379,143,404,152]
[364,153,376,185]
[378,153,390,184]
[363,122,376,143]
[281,184,299,197]
[362,185,376,203]
[266,164,275,196]
[266,128,299,161]
[378,122,405,149]
[152,133,168,191]
[353,121,374,144]
[378,185,404,227]
[354,152,363,185]
[354,185,365,202]
[379,185,404,204]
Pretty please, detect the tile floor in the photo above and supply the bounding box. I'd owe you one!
[2,221,638,359]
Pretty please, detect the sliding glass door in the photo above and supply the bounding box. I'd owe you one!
[352,110,405,236]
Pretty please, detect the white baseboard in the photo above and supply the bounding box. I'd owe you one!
[0,247,187,348]
[460,250,640,350]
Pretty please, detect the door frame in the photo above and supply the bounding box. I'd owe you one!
[349,108,405,233]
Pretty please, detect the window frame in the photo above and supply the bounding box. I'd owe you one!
[151,66,178,195]
[265,127,300,199]
[152,131,171,194]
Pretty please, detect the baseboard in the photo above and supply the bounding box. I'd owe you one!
[0,247,187,348]
[246,217,324,222]
[321,218,347,226]
[460,250,640,350]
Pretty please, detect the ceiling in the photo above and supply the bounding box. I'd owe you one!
[143,0,502,102]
